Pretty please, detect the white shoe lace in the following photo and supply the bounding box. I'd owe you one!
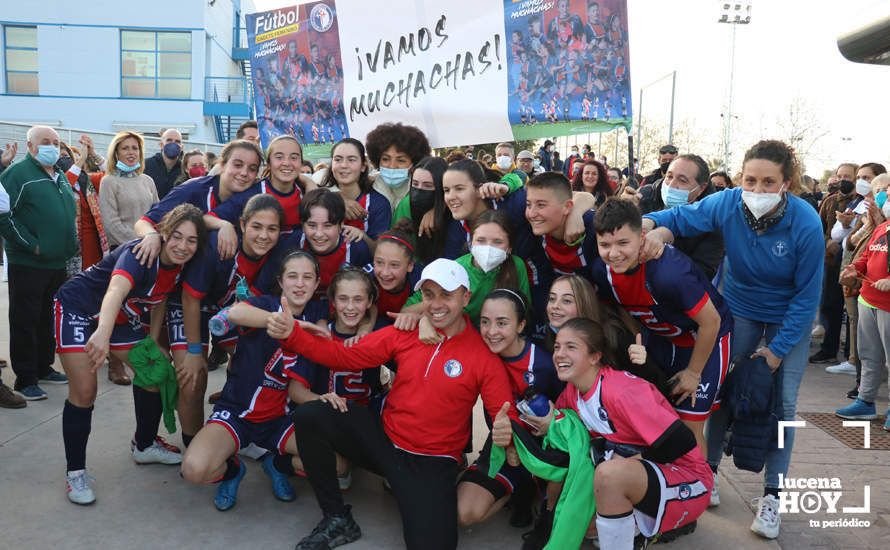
[752,496,778,525]
[68,472,95,492]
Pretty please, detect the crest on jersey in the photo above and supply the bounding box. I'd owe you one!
[524,371,535,385]
[444,359,463,378]
[598,406,609,422]
[678,483,692,500]
[772,240,790,258]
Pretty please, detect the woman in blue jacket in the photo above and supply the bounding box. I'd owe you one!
[642,140,823,541]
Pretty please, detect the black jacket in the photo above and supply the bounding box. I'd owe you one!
[639,180,725,280]
[143,152,181,200]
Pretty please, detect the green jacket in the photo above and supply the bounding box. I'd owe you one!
[489,410,596,550]
[128,337,179,434]
[0,153,77,269]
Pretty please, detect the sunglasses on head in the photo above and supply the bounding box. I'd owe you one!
[659,147,677,155]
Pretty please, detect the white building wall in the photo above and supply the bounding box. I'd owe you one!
[0,0,249,142]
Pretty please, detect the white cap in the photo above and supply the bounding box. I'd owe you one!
[413,258,470,292]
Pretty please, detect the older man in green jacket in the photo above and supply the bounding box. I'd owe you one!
[0,125,77,401]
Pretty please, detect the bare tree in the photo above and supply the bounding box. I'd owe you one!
[774,97,829,162]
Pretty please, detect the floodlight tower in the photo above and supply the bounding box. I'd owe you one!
[718,1,752,172]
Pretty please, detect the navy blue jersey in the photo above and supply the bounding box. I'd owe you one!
[502,340,564,402]
[182,231,281,309]
[55,240,183,322]
[211,178,304,233]
[540,209,598,279]
[289,321,384,405]
[591,245,733,347]
[216,295,327,422]
[140,175,258,226]
[343,190,392,240]
[275,230,372,296]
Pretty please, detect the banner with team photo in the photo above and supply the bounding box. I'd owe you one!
[246,0,631,156]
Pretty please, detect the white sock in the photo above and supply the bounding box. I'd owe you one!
[596,512,635,550]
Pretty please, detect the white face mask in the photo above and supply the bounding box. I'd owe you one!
[471,245,508,273]
[882,201,890,219]
[742,189,784,219]
[855,178,872,197]
[496,156,513,171]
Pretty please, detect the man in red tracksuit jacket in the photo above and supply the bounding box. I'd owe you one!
[270,258,518,550]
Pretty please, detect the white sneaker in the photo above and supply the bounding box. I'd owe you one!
[133,440,183,465]
[825,361,857,375]
[338,470,353,491]
[750,495,781,539]
[811,325,825,338]
[709,473,720,507]
[66,469,96,505]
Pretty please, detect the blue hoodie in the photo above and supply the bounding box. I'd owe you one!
[645,188,823,358]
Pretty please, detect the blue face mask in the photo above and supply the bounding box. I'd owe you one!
[36,144,60,167]
[660,181,690,208]
[116,160,140,174]
[876,191,888,209]
[379,167,409,187]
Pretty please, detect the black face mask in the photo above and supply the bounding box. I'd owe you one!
[56,156,74,172]
[838,179,855,195]
[410,187,436,222]
[660,161,671,174]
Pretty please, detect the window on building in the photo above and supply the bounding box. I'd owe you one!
[5,26,38,95]
[121,30,191,99]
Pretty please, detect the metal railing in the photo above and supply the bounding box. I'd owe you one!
[204,76,249,105]
[0,121,224,165]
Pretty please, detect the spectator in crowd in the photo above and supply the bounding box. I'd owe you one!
[570,159,612,207]
[0,125,77,401]
[563,144,581,177]
[537,140,554,172]
[516,150,536,178]
[640,144,678,187]
[836,178,890,429]
[798,175,821,210]
[301,159,314,175]
[143,128,183,199]
[811,163,861,364]
[492,142,529,184]
[236,120,260,144]
[173,149,207,186]
[709,170,733,191]
[99,131,159,250]
[626,154,724,280]
[643,139,823,540]
[607,166,624,191]
[551,151,564,173]
[0,141,18,174]
[205,151,218,170]
[59,137,109,274]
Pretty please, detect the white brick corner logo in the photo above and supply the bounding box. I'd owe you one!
[776,420,872,529]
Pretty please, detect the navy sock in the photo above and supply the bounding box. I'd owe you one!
[764,487,779,498]
[63,400,93,472]
[219,457,241,482]
[273,453,297,476]
[182,433,194,448]
[133,386,162,451]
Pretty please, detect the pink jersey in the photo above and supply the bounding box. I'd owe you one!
[556,366,712,536]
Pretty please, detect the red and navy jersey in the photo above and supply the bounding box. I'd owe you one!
[590,246,732,347]
[502,340,564,402]
[142,175,221,225]
[288,322,383,405]
[182,231,279,309]
[343,190,392,240]
[288,233,371,295]
[372,262,422,323]
[211,178,303,233]
[55,239,183,323]
[216,294,327,422]
[541,209,598,279]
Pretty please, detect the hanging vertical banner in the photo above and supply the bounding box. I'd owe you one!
[246,0,631,156]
